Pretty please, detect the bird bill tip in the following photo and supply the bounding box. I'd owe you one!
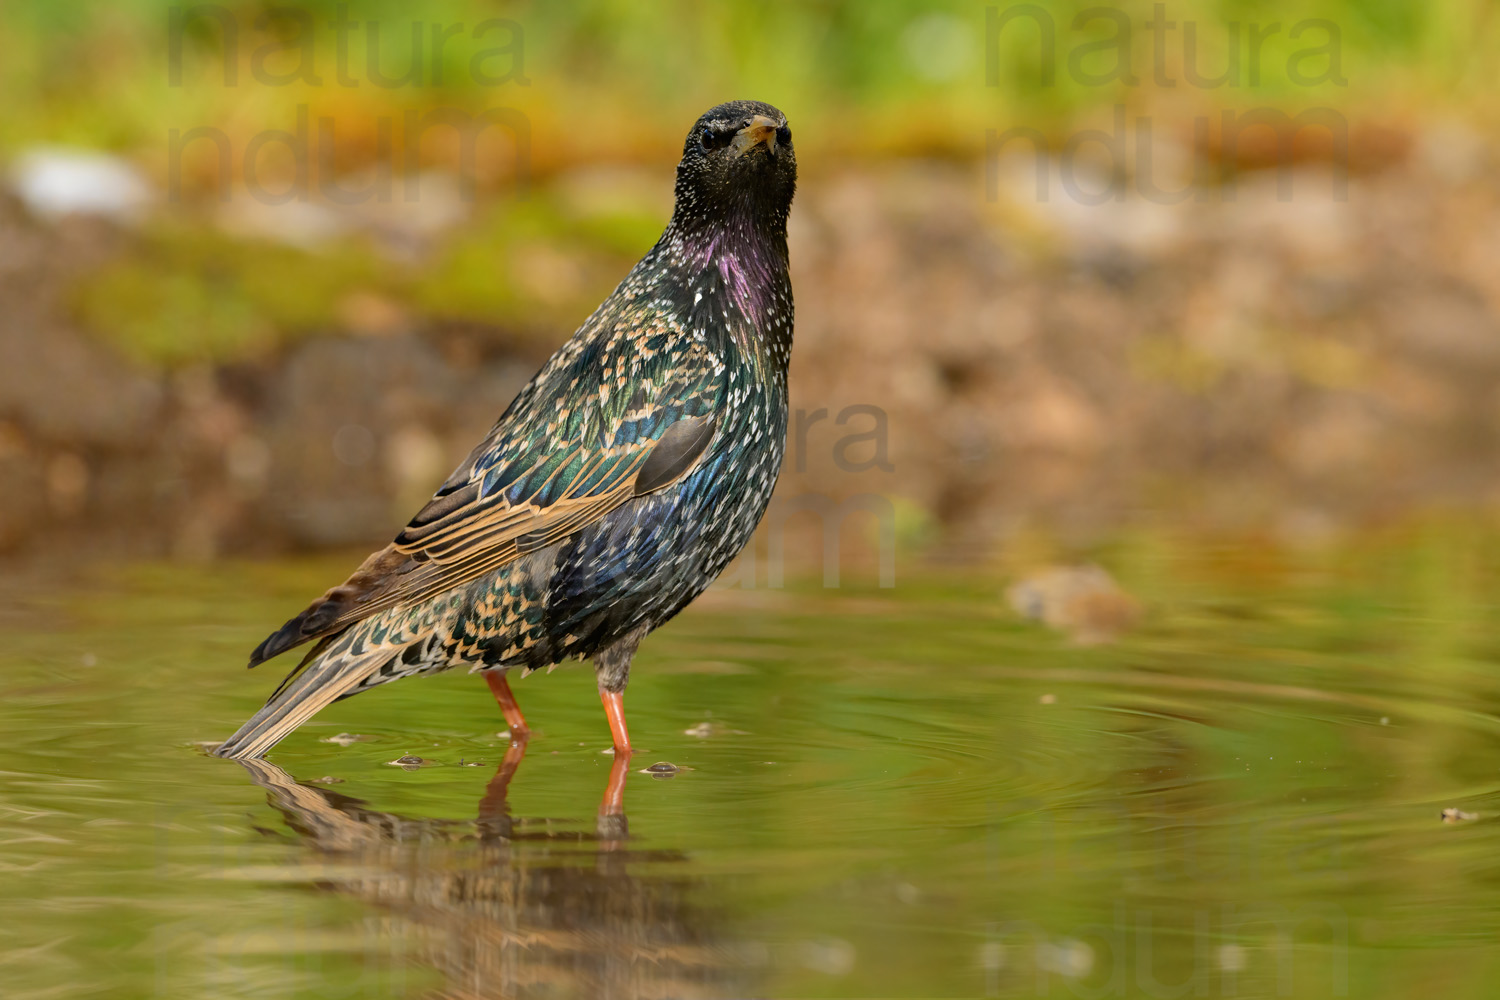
[731,115,781,158]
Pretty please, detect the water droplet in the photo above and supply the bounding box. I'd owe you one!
[322,733,375,746]
[386,755,429,770]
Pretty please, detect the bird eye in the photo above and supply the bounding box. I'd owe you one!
[777,124,792,145]
[699,127,732,151]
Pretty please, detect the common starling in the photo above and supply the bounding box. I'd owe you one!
[213,100,796,759]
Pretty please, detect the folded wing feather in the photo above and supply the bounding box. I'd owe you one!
[247,337,721,668]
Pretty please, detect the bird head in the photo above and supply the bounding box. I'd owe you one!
[673,100,796,234]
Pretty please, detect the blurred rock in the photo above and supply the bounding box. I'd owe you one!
[45,452,89,516]
[1416,121,1489,184]
[1008,564,1142,645]
[347,171,468,251]
[10,148,151,223]
[214,171,468,257]
[338,291,410,337]
[266,335,455,546]
[215,198,349,249]
[9,124,1500,565]
[0,312,162,448]
[1382,283,1500,371]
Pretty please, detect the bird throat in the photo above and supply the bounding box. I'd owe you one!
[667,213,791,368]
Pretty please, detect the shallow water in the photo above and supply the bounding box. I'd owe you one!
[5,525,1500,998]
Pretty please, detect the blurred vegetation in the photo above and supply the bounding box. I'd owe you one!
[1,0,1494,159]
[70,194,666,368]
[2,0,1496,368]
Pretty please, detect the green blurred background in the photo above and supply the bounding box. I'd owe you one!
[3,0,1499,566]
[4,0,1487,357]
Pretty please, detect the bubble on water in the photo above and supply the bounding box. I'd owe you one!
[1038,939,1093,978]
[684,720,746,737]
[733,941,772,967]
[799,938,856,976]
[976,940,1007,971]
[1217,943,1247,972]
[321,733,375,746]
[386,755,429,770]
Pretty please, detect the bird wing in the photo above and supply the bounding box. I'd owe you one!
[249,327,724,667]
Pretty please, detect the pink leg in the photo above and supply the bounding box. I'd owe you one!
[599,688,632,755]
[484,672,531,738]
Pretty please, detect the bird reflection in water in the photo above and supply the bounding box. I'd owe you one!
[236,744,754,999]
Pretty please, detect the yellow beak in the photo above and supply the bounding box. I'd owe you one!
[729,115,781,158]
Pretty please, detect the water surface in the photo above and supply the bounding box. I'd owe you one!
[5,525,1500,997]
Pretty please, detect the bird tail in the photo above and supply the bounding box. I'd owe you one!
[213,634,401,759]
